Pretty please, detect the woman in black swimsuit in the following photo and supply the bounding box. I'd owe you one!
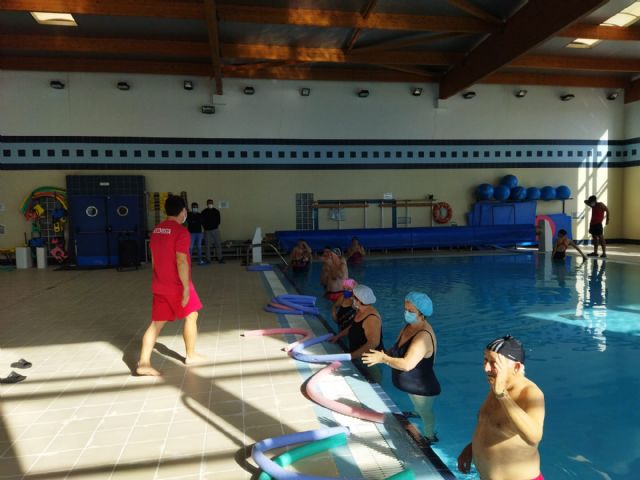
[331,284,383,383]
[363,291,440,442]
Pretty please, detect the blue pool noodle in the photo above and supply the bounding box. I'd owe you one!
[291,334,351,363]
[252,426,350,480]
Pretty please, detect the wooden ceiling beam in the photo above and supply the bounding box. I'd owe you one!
[438,0,608,99]
[5,1,637,42]
[203,0,223,95]
[0,56,213,76]
[446,0,502,24]
[0,1,495,33]
[484,72,628,89]
[1,54,628,90]
[558,24,640,41]
[4,34,638,74]
[0,0,203,19]
[512,55,640,73]
[223,43,460,66]
[625,79,640,104]
[352,32,466,55]
[0,33,209,57]
[345,0,378,52]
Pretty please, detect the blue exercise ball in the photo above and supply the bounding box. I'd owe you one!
[541,186,556,201]
[556,185,571,200]
[526,187,541,201]
[500,174,518,189]
[476,183,494,201]
[493,185,510,201]
[510,186,526,201]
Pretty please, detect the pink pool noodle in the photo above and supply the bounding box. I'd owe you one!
[243,328,313,352]
[306,361,385,423]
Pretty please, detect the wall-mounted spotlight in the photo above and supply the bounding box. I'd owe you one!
[243,86,255,95]
[462,91,476,99]
[607,91,619,101]
[358,89,370,98]
[201,105,215,114]
[49,80,65,89]
[300,87,311,96]
[515,89,527,98]
[411,87,423,96]
[560,93,575,101]
[183,80,194,91]
[117,81,130,91]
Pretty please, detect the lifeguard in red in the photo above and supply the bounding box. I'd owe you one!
[150,219,202,321]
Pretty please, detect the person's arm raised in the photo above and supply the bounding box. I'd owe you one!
[493,356,545,445]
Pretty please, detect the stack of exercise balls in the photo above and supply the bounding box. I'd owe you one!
[474,175,572,202]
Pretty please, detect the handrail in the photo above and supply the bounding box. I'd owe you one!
[245,242,289,266]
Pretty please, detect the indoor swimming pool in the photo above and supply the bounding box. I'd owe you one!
[284,253,640,480]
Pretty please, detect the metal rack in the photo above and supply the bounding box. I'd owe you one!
[311,198,437,229]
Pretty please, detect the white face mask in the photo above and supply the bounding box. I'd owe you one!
[207,203,213,208]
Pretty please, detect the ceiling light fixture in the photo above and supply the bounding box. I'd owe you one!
[411,87,423,96]
[560,93,575,102]
[30,11,77,26]
[49,80,65,90]
[117,81,130,91]
[183,80,194,91]
[358,89,370,98]
[300,87,311,96]
[462,91,476,99]
[607,91,619,101]
[243,86,255,95]
[515,89,527,98]
[201,105,215,114]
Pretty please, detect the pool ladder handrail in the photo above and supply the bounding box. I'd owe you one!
[245,242,289,267]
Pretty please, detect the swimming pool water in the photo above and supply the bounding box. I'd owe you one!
[284,254,640,480]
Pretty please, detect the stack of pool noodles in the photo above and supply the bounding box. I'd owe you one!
[253,426,415,480]
[265,294,320,316]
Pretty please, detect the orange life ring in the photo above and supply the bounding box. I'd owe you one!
[433,202,452,224]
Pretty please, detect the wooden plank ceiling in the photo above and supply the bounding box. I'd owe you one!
[1,0,639,102]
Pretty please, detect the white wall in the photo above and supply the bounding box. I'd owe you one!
[0,71,625,140]
[624,100,640,139]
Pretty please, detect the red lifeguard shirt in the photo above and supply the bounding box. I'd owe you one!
[150,219,192,295]
[590,203,606,225]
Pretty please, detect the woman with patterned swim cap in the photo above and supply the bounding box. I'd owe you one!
[363,291,440,443]
[331,284,383,383]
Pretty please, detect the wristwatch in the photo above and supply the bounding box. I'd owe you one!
[495,390,508,399]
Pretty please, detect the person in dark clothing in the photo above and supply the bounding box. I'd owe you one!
[331,278,357,330]
[332,284,383,383]
[363,291,440,442]
[552,229,586,261]
[584,195,610,258]
[200,199,224,264]
[186,202,205,265]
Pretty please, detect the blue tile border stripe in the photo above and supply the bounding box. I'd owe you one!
[1,136,639,169]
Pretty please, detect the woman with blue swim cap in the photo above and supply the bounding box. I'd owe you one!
[363,291,441,444]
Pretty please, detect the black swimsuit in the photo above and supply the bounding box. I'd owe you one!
[336,305,357,330]
[389,329,441,397]
[348,313,383,353]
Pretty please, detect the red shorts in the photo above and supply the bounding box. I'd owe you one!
[152,286,202,321]
[325,291,343,302]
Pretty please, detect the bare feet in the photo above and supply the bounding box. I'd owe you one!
[185,352,208,365]
[136,363,161,376]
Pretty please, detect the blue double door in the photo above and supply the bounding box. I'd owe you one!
[69,195,140,266]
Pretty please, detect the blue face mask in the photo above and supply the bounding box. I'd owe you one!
[343,291,353,298]
[404,311,418,324]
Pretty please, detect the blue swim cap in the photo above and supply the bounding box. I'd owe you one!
[405,291,433,317]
